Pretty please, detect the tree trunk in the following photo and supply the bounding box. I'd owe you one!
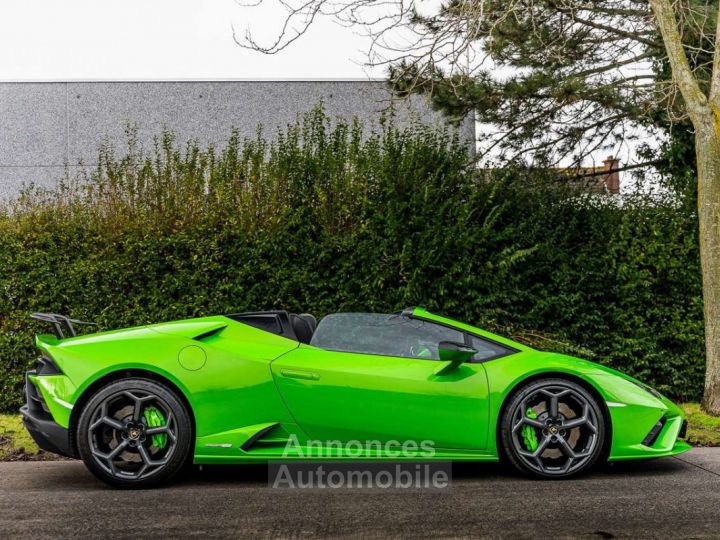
[697,114,720,414]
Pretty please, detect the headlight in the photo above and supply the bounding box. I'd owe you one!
[630,379,662,399]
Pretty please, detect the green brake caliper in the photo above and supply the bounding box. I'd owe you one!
[143,406,167,449]
[521,407,539,452]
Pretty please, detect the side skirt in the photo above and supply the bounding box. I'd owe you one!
[194,447,499,465]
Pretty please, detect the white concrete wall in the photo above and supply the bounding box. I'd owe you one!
[0,81,475,198]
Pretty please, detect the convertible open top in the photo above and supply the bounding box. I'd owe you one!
[31,310,320,345]
[226,311,317,344]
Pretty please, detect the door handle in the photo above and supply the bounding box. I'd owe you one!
[280,368,320,381]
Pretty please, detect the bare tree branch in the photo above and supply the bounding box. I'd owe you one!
[649,0,709,125]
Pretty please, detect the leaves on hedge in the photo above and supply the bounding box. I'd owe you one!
[0,105,704,410]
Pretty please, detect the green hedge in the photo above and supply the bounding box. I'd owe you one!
[0,107,705,411]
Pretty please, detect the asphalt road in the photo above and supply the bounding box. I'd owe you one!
[1,449,719,539]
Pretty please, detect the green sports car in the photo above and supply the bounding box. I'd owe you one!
[22,307,690,487]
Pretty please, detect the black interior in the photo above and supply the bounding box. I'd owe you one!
[291,313,317,344]
[226,311,317,343]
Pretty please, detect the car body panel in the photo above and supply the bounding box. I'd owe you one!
[32,317,301,452]
[271,344,491,449]
[23,307,691,464]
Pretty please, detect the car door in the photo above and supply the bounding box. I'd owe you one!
[271,313,491,450]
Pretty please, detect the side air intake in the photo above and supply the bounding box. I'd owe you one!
[641,417,667,447]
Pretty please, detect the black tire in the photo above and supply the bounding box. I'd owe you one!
[500,378,605,479]
[77,378,192,488]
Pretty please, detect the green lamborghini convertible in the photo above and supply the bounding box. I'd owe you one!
[22,307,690,487]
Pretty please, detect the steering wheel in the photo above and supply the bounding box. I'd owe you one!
[410,345,433,358]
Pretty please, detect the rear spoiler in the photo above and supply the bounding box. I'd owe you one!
[30,313,98,340]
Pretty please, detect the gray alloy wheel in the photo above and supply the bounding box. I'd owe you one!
[77,378,192,488]
[501,378,605,478]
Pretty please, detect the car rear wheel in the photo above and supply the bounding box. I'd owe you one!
[500,378,605,478]
[77,378,192,488]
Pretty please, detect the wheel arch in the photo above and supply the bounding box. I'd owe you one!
[68,368,196,458]
[495,371,612,461]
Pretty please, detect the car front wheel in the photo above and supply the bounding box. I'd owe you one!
[500,378,606,478]
[77,377,192,488]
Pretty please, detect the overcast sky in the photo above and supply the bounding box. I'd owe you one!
[0,0,381,80]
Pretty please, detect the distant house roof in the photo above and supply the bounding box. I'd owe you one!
[555,156,621,195]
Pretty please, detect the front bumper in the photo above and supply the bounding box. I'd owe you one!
[21,371,76,458]
[606,397,691,461]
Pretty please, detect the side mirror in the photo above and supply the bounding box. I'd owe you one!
[435,341,477,375]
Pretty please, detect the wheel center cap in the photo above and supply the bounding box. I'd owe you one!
[128,428,141,440]
[548,425,559,435]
